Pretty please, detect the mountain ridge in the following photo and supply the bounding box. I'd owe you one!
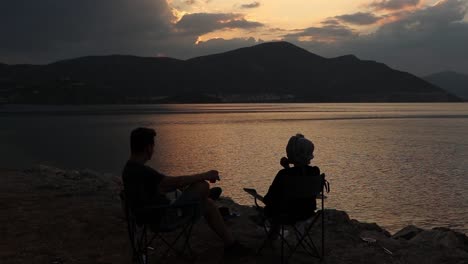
[424,71,468,100]
[0,41,461,104]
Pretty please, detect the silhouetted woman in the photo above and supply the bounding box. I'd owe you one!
[263,133,320,237]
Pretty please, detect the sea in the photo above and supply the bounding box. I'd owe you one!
[1,103,467,234]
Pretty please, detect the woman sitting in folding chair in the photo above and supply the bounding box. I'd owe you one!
[244,133,328,263]
[264,134,320,236]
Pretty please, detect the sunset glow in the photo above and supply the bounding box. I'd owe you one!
[169,0,440,41]
[1,0,467,75]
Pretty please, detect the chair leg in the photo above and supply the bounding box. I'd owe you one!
[134,226,146,264]
[281,225,284,264]
[292,226,319,257]
[182,221,195,257]
[156,221,196,260]
[161,229,187,259]
[257,221,271,255]
[288,212,322,261]
[134,225,148,264]
[322,209,325,259]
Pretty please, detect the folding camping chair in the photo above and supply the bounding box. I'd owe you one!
[120,190,199,264]
[244,173,330,263]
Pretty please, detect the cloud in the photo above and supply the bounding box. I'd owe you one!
[1,0,467,75]
[284,25,356,42]
[335,12,383,25]
[369,0,421,11]
[175,13,264,35]
[321,19,342,26]
[287,0,468,75]
[375,0,467,36]
[0,0,175,62]
[240,2,261,9]
[0,1,264,63]
[194,37,264,54]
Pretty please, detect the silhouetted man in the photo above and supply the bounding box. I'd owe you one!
[122,127,246,256]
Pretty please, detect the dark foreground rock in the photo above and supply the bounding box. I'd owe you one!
[1,166,467,264]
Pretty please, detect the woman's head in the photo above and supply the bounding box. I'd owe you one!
[286,133,314,166]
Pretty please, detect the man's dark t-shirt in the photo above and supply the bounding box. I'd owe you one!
[122,160,170,213]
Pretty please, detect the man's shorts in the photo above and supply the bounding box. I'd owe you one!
[155,188,203,231]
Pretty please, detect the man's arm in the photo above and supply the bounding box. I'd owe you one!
[159,170,219,192]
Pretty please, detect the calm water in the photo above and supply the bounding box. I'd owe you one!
[1,103,467,234]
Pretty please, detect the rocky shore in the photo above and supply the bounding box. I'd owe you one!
[1,166,467,264]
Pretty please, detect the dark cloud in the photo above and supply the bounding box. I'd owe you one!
[0,1,264,64]
[1,0,467,75]
[369,0,420,11]
[194,37,264,55]
[241,2,261,9]
[0,0,175,62]
[287,0,468,75]
[175,13,264,35]
[321,19,341,26]
[335,12,382,25]
[284,25,356,41]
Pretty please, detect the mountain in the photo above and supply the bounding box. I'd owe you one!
[0,42,461,104]
[424,71,468,100]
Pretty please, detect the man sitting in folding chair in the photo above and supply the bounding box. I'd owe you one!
[244,133,329,263]
[122,127,248,263]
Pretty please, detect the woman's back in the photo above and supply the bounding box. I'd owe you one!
[264,166,321,222]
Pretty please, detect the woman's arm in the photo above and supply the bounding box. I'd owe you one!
[263,170,286,205]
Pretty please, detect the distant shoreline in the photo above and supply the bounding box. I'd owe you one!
[1,99,467,106]
[1,102,468,118]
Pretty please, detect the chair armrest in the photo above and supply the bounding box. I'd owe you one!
[243,188,265,202]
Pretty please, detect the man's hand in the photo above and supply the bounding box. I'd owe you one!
[202,170,220,183]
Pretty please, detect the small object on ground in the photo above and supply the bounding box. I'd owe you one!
[219,206,239,221]
[361,237,393,255]
[209,187,222,200]
[361,237,376,243]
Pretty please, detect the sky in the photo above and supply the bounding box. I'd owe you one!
[1,0,467,76]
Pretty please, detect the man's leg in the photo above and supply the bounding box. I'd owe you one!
[176,181,235,245]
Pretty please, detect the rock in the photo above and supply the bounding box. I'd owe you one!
[410,228,468,251]
[393,225,423,240]
[10,166,468,264]
[360,230,402,253]
[64,170,81,180]
[352,220,391,237]
[79,169,100,179]
[325,209,351,222]
[34,164,65,176]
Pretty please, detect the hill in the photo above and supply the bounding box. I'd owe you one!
[0,42,460,104]
[424,71,468,100]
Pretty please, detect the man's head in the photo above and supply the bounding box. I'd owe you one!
[130,127,156,161]
[286,133,314,166]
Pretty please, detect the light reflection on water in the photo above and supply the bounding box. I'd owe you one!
[1,103,467,234]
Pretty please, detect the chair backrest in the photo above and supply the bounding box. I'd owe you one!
[120,190,135,223]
